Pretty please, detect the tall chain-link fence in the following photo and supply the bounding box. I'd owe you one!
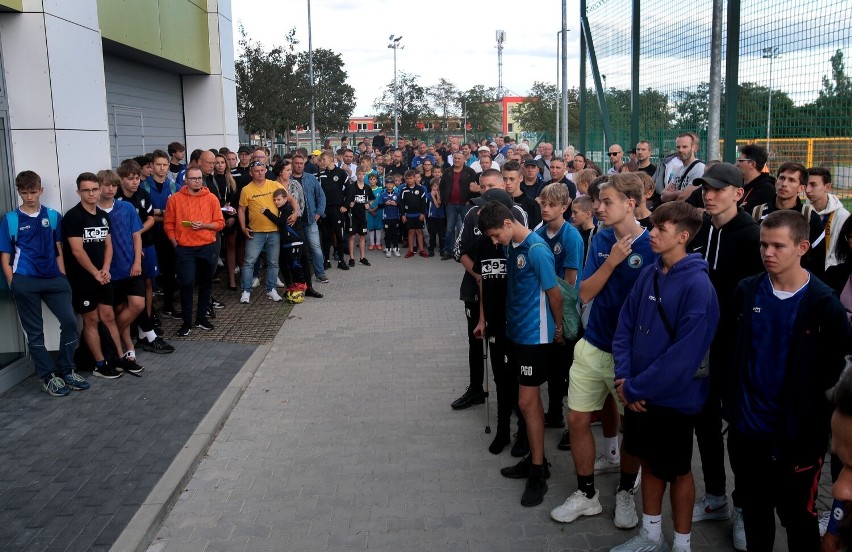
[579,0,852,200]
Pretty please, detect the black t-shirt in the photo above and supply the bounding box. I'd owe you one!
[116,187,154,247]
[513,192,541,229]
[169,162,183,175]
[318,168,349,208]
[346,184,375,217]
[61,203,111,282]
[473,235,508,336]
[638,163,656,178]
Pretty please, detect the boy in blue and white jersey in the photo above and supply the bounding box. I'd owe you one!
[478,197,563,509]
[0,171,89,396]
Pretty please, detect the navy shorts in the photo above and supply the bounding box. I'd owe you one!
[624,405,696,482]
[142,244,159,278]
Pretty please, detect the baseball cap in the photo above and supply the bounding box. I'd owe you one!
[237,145,252,155]
[488,141,497,147]
[472,188,515,210]
[523,159,538,167]
[693,162,744,189]
[311,149,322,157]
[477,146,490,153]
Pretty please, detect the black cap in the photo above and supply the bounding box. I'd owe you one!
[694,162,744,189]
[238,145,252,155]
[472,188,515,210]
[523,159,538,167]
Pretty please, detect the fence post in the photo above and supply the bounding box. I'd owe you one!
[723,0,740,163]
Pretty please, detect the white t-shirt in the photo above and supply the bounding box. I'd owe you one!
[667,160,705,190]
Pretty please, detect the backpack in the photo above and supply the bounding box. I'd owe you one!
[653,153,679,195]
[751,202,813,223]
[1,208,60,293]
[555,276,581,341]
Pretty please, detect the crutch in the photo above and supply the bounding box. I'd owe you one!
[483,336,491,434]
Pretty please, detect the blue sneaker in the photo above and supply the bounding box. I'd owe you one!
[62,371,90,390]
[42,373,70,396]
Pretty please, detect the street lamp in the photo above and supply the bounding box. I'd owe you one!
[762,46,781,154]
[388,35,404,147]
[307,0,316,151]
[556,31,562,150]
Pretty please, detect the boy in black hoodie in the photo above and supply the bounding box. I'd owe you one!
[687,162,763,551]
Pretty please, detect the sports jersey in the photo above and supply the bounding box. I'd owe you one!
[379,190,400,220]
[239,179,283,233]
[117,187,154,247]
[505,231,558,345]
[142,176,179,210]
[535,220,584,285]
[580,227,656,352]
[61,203,111,282]
[100,200,143,280]
[0,206,63,278]
[474,236,508,337]
[400,185,427,218]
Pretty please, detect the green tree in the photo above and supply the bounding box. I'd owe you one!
[807,49,852,137]
[459,85,501,136]
[296,49,355,137]
[427,78,460,130]
[373,72,431,137]
[514,82,557,134]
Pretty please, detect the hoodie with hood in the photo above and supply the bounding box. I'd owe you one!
[164,185,225,247]
[815,193,851,269]
[613,253,720,414]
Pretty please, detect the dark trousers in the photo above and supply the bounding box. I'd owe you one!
[546,339,573,419]
[464,301,483,391]
[154,233,177,310]
[321,209,345,261]
[174,242,217,326]
[10,274,78,378]
[694,369,735,500]
[427,217,446,253]
[488,333,521,435]
[384,220,400,249]
[728,429,822,552]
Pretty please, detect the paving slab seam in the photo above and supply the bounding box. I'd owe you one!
[110,340,273,552]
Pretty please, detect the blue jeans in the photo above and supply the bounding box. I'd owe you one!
[10,274,78,379]
[304,221,326,278]
[444,204,468,254]
[242,231,280,292]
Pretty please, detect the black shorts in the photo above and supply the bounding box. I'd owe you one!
[509,341,551,387]
[72,278,115,314]
[623,405,696,482]
[112,275,145,305]
[404,217,424,231]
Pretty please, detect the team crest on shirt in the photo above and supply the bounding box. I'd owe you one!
[333,175,339,182]
[553,243,562,255]
[101,218,108,225]
[627,253,643,269]
[516,254,526,269]
[41,218,50,227]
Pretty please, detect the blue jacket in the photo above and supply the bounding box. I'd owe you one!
[300,172,326,222]
[613,253,719,415]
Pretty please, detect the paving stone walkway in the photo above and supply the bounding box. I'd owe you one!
[147,249,831,552]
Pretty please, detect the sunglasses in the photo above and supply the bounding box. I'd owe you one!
[608,152,621,156]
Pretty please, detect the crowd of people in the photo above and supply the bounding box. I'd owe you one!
[2,130,852,551]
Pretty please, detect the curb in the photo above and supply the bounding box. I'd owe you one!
[110,341,273,552]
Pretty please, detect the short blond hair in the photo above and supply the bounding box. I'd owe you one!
[538,182,569,206]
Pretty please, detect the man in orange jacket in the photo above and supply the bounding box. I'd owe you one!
[164,164,225,337]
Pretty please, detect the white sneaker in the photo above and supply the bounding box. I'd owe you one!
[385,249,392,258]
[614,489,639,529]
[267,289,282,302]
[276,277,286,287]
[819,510,831,537]
[671,544,689,552]
[393,248,401,257]
[594,453,621,474]
[692,494,730,521]
[240,291,251,304]
[234,266,240,274]
[610,527,668,552]
[217,257,224,268]
[550,490,602,523]
[252,277,260,288]
[732,507,747,551]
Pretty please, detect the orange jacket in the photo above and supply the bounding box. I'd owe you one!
[164,186,225,246]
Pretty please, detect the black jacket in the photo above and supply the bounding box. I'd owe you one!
[739,172,775,213]
[724,273,851,463]
[440,166,478,207]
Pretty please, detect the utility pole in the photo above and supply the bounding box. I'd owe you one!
[762,46,781,154]
[496,30,505,99]
[388,35,404,146]
[560,0,568,150]
[307,0,316,151]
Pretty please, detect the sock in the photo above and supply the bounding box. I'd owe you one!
[95,359,106,367]
[144,330,157,343]
[643,514,662,541]
[673,531,691,549]
[138,328,145,340]
[124,350,136,361]
[618,471,638,493]
[604,436,620,460]
[577,474,595,499]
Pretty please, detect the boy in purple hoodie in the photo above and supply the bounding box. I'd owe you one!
[610,201,720,552]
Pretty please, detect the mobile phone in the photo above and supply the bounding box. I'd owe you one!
[182,221,192,227]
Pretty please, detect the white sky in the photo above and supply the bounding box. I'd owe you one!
[230,0,582,116]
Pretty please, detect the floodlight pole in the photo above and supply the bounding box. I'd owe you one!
[307,0,316,151]
[388,36,404,146]
[763,46,781,154]
[561,0,568,150]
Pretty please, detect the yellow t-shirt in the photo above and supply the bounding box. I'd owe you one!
[239,179,284,233]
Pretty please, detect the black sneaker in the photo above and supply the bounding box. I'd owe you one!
[177,324,192,337]
[441,252,452,260]
[154,326,164,337]
[143,337,175,354]
[323,260,332,270]
[450,387,485,410]
[161,309,183,320]
[305,288,324,299]
[151,312,162,328]
[348,258,355,267]
[93,361,123,379]
[211,298,225,309]
[521,467,549,507]
[195,318,214,331]
[511,432,530,458]
[359,258,371,266]
[316,275,329,284]
[545,411,565,428]
[117,357,143,376]
[205,306,216,319]
[489,432,512,455]
[428,250,435,257]
[337,260,349,271]
[500,456,551,480]
[557,430,572,451]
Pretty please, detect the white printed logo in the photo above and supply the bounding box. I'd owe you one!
[41,218,50,227]
[101,217,108,225]
[481,259,506,277]
[83,226,109,242]
[553,243,562,254]
[516,254,526,269]
[521,365,533,376]
[753,307,761,313]
[83,300,90,307]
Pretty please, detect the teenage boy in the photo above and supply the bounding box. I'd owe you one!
[0,171,89,395]
[725,210,850,552]
[167,141,186,182]
[478,198,562,508]
[571,195,597,263]
[62,173,124,379]
[317,152,349,270]
[534,183,584,434]
[503,160,542,230]
[610,201,719,552]
[751,162,825,278]
[806,167,850,270]
[550,173,656,530]
[96,170,145,374]
[400,170,428,258]
[144,149,181,319]
[687,162,763,551]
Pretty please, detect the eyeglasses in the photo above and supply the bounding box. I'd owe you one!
[735,159,754,164]
[185,177,203,182]
[78,188,99,193]
[608,152,621,156]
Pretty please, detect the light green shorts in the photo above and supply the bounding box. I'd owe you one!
[567,338,623,414]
